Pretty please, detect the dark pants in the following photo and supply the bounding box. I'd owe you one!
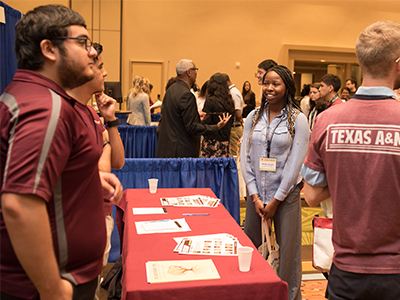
[327,263,400,300]
[1,277,98,300]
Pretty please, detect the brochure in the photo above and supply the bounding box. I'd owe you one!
[146,259,220,283]
[173,233,241,256]
[160,195,220,207]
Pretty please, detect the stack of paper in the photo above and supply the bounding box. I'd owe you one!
[135,218,191,234]
[146,259,220,283]
[160,195,220,207]
[173,233,241,256]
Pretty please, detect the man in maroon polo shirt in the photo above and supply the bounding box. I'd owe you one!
[0,5,122,300]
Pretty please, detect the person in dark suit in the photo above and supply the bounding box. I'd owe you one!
[156,59,230,158]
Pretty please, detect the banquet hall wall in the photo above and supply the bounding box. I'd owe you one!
[6,0,400,109]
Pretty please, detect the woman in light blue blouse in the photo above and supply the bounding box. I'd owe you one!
[240,65,310,300]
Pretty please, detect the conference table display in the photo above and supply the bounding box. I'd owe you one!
[118,188,288,300]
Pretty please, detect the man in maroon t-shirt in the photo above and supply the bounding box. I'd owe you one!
[302,21,400,300]
[0,5,122,300]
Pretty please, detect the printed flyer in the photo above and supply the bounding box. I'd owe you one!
[146,259,220,283]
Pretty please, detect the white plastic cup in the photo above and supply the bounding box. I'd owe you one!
[238,246,254,272]
[148,178,158,194]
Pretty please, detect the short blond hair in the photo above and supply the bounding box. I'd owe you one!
[356,20,400,78]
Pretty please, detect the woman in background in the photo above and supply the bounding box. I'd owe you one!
[241,65,309,300]
[308,83,327,130]
[341,87,351,101]
[241,81,256,118]
[201,73,234,157]
[126,76,151,126]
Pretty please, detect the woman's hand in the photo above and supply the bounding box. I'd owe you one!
[262,198,280,220]
[252,194,264,218]
[217,113,231,129]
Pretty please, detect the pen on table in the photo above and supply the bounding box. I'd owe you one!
[182,213,210,216]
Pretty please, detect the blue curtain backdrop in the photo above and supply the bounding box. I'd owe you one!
[0,2,21,95]
[118,125,157,158]
[108,157,240,262]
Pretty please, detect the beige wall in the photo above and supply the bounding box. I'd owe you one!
[6,0,400,106]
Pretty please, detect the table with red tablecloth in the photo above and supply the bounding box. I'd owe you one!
[118,188,288,300]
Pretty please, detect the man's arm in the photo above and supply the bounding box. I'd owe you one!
[1,193,73,300]
[234,109,242,124]
[303,181,331,207]
[99,132,112,173]
[100,171,123,202]
[96,93,125,169]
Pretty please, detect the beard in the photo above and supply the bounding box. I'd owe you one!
[58,52,94,90]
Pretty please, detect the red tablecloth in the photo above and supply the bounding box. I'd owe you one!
[119,188,288,300]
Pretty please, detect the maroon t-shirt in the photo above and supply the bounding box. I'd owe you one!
[304,97,400,274]
[0,70,106,298]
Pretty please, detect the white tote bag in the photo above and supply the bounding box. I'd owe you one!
[258,219,280,274]
[313,217,334,273]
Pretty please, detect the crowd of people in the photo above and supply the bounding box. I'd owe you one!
[1,4,400,300]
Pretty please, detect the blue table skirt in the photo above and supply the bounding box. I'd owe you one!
[118,125,157,158]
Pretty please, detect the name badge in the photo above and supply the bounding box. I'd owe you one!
[259,157,276,172]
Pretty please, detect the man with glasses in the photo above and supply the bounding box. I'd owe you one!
[302,20,400,300]
[156,59,231,158]
[0,5,122,300]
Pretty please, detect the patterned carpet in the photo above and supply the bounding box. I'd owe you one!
[301,280,328,300]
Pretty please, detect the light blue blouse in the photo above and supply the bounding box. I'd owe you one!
[240,106,310,204]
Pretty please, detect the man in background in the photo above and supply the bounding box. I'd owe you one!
[223,73,243,156]
[302,20,400,300]
[0,5,122,299]
[256,59,278,106]
[156,59,230,158]
[319,74,343,108]
[345,78,357,97]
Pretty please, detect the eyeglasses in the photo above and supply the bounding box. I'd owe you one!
[189,68,199,71]
[52,36,93,52]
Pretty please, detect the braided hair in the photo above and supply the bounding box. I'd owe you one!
[247,65,300,152]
